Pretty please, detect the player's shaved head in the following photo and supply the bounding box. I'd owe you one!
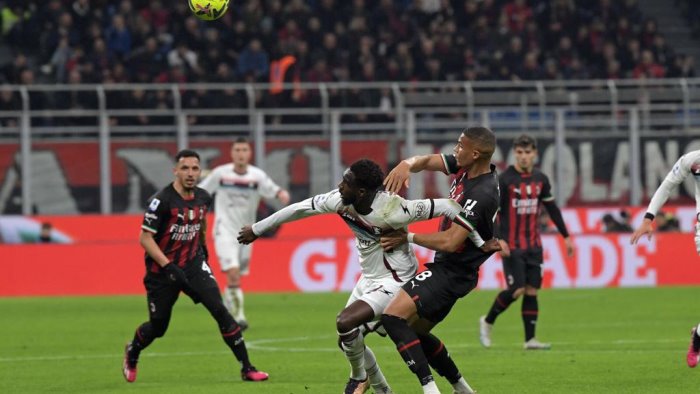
[462,126,496,158]
[349,159,384,191]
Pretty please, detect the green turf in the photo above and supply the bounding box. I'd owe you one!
[1,287,699,393]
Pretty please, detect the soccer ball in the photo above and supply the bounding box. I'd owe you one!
[188,0,229,21]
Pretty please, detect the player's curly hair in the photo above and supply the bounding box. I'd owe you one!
[350,159,384,191]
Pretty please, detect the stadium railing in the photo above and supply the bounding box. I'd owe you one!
[2,78,700,215]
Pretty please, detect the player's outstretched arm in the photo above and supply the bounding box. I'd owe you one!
[630,218,654,245]
[384,154,447,194]
[237,225,258,245]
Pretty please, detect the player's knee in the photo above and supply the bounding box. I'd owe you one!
[524,286,538,296]
[511,287,525,299]
[336,312,359,334]
[151,319,169,338]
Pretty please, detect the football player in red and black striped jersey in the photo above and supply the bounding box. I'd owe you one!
[479,134,574,350]
[122,149,268,383]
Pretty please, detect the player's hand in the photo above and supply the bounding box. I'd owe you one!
[237,225,258,245]
[630,219,654,245]
[380,229,407,251]
[383,161,411,194]
[564,236,574,257]
[497,239,510,257]
[163,262,190,287]
[480,238,502,254]
[277,189,291,205]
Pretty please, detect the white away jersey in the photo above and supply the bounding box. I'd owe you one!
[647,150,700,216]
[252,190,463,281]
[198,164,281,235]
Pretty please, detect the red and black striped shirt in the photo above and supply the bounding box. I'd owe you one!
[498,166,558,250]
[141,183,212,273]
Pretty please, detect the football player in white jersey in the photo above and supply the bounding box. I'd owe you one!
[238,159,481,394]
[198,137,290,329]
[631,150,700,368]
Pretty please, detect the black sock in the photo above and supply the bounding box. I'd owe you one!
[485,290,516,324]
[127,323,158,366]
[221,322,252,369]
[381,314,434,386]
[522,295,539,341]
[693,326,700,351]
[418,333,461,384]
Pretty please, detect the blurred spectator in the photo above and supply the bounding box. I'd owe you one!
[104,14,131,59]
[39,222,52,243]
[237,39,269,81]
[602,213,633,233]
[656,211,680,232]
[633,50,665,79]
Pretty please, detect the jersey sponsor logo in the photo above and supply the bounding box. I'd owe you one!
[169,222,202,241]
[415,202,427,218]
[144,212,157,225]
[512,198,538,214]
[463,199,478,211]
[148,198,161,211]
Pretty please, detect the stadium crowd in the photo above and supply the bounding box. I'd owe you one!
[1,0,696,87]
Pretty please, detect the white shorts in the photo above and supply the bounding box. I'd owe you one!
[345,275,404,319]
[214,235,251,274]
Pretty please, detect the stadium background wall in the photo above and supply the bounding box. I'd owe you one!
[2,206,697,296]
[2,136,700,214]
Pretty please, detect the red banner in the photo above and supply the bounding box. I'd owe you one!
[1,207,699,296]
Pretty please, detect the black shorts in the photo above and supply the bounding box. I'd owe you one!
[401,263,479,324]
[144,259,221,320]
[502,247,544,290]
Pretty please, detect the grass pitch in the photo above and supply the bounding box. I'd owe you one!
[1,287,699,393]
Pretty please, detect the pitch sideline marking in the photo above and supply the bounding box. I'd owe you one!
[0,336,686,362]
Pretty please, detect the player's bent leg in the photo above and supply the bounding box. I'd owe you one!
[481,287,521,348]
[687,324,700,368]
[123,318,170,382]
[363,346,393,394]
[198,285,268,380]
[418,332,475,394]
[224,267,248,329]
[381,290,440,394]
[337,301,375,393]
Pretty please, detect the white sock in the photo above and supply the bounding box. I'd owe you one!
[227,286,246,321]
[364,346,392,393]
[452,376,476,394]
[223,288,234,312]
[422,380,441,394]
[339,328,367,380]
